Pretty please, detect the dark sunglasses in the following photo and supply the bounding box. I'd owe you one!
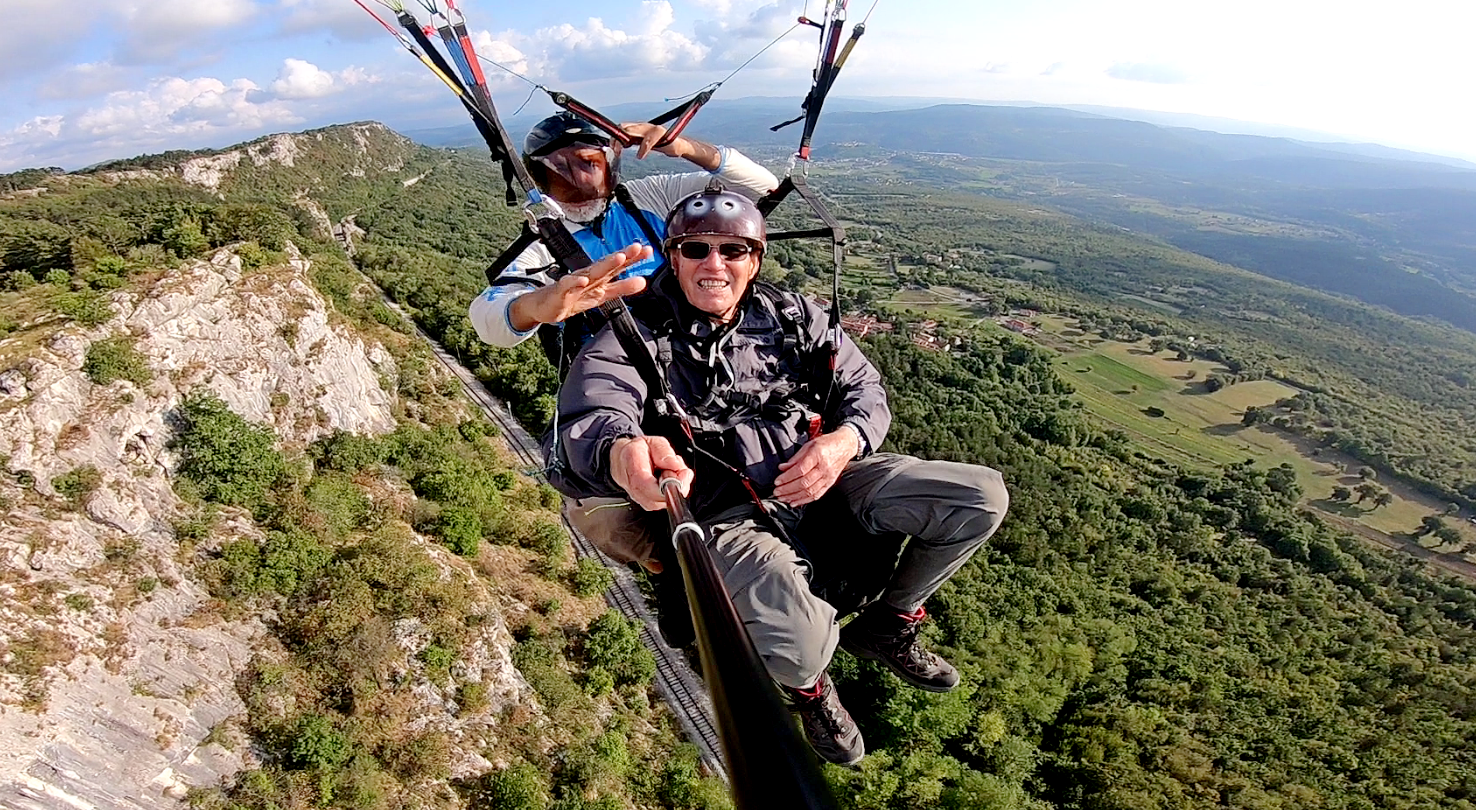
[675,240,757,261]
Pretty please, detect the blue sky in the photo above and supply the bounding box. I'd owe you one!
[2,0,1473,171]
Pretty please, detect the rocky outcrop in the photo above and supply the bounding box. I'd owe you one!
[0,247,537,807]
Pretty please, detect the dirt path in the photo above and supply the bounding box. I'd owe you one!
[1317,510,1476,582]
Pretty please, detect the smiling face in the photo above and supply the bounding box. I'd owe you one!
[671,237,763,323]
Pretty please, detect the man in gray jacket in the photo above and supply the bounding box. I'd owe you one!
[551,185,1010,765]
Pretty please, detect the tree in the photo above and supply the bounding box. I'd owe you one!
[1358,467,1377,480]
[1330,486,1352,502]
[1372,491,1394,510]
[1265,464,1302,502]
[1417,516,1446,536]
[173,392,286,514]
[1433,526,1464,545]
[1355,482,1382,504]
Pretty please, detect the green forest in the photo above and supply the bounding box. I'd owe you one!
[3,124,1476,809]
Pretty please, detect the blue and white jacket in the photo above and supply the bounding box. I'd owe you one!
[467,146,778,348]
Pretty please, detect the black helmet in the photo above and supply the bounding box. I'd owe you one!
[523,112,619,197]
[523,111,611,158]
[664,181,767,252]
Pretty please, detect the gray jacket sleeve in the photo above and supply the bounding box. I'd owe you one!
[551,323,655,499]
[804,298,891,453]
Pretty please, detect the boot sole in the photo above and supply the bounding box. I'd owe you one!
[840,641,959,693]
[814,747,866,767]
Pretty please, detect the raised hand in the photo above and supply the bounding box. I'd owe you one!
[619,122,684,160]
[509,244,652,331]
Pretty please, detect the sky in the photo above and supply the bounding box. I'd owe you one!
[1,0,1474,172]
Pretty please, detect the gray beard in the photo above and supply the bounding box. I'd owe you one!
[563,198,609,223]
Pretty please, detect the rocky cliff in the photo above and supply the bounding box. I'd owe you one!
[0,247,536,809]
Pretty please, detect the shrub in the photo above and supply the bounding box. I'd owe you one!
[172,507,216,544]
[583,610,655,688]
[161,215,209,258]
[52,464,102,507]
[83,337,153,386]
[173,392,286,514]
[457,419,498,442]
[310,430,384,474]
[54,291,112,326]
[234,241,266,270]
[468,762,548,810]
[569,558,614,597]
[581,666,614,697]
[258,528,330,595]
[211,528,328,599]
[435,506,482,556]
[456,681,489,715]
[656,746,731,810]
[418,643,455,678]
[304,474,371,541]
[525,519,566,558]
[288,714,351,771]
[84,253,129,290]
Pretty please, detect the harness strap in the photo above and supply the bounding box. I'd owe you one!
[615,183,667,251]
[484,224,541,284]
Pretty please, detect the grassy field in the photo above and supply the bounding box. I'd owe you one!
[1031,316,1476,558]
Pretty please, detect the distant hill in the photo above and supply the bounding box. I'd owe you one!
[724,102,1476,334]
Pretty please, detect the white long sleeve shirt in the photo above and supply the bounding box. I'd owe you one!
[467,146,779,347]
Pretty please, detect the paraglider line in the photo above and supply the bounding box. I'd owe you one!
[474,52,543,88]
[663,21,799,102]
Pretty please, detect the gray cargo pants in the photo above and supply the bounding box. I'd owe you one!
[566,497,657,565]
[705,453,1008,689]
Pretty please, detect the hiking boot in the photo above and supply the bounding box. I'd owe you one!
[785,672,865,766]
[840,605,960,692]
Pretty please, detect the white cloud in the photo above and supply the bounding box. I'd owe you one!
[0,75,310,170]
[465,0,811,92]
[76,77,300,136]
[278,0,385,40]
[0,117,68,170]
[272,59,337,99]
[475,2,708,85]
[0,8,102,83]
[37,63,139,101]
[269,58,377,99]
[112,0,260,64]
[693,1,813,73]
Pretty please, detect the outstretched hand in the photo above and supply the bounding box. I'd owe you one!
[509,244,652,331]
[610,435,694,511]
[773,429,858,507]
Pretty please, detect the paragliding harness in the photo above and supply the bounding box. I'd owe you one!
[645,278,833,473]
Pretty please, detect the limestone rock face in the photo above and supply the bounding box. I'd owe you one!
[0,248,535,807]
